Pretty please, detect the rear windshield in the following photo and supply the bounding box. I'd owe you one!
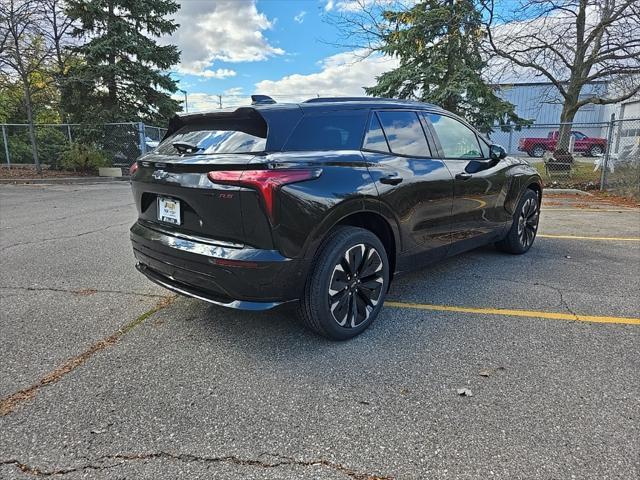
[155,118,267,155]
[284,111,368,151]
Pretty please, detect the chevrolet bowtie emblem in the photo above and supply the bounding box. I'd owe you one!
[152,170,170,180]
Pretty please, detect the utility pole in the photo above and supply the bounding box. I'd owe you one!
[179,89,188,113]
[218,95,223,109]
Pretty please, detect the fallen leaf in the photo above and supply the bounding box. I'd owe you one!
[479,369,492,377]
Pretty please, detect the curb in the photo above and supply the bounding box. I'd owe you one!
[0,177,129,185]
[544,188,594,196]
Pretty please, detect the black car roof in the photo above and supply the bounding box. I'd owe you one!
[175,98,443,120]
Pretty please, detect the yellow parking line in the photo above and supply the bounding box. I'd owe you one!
[384,301,640,326]
[542,208,638,213]
[538,234,640,241]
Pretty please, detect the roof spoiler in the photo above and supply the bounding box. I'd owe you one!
[251,95,276,105]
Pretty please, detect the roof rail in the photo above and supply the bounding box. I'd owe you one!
[303,96,399,103]
[251,95,276,105]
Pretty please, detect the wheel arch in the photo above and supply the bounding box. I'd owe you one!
[335,211,398,281]
[505,171,543,215]
[301,199,401,279]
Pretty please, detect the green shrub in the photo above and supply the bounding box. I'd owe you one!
[59,142,111,173]
[5,127,69,168]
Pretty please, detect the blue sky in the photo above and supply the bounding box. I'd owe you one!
[166,0,398,110]
[166,0,543,111]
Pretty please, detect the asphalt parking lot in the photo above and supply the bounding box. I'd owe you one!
[1,183,638,479]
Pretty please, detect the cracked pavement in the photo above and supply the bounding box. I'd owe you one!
[0,184,639,479]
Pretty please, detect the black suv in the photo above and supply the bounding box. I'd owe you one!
[130,97,542,339]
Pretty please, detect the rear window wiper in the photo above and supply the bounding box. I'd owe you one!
[172,141,202,154]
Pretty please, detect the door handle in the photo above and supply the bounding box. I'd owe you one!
[455,172,473,180]
[380,174,403,185]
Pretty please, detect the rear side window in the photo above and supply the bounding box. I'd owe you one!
[427,114,482,159]
[155,118,267,155]
[284,112,367,151]
[362,114,390,152]
[377,111,431,157]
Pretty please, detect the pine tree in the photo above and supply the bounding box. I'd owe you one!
[366,0,525,133]
[65,0,181,124]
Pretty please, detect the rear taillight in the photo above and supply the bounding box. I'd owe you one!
[129,162,139,175]
[207,169,322,222]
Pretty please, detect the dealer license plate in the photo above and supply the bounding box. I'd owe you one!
[157,197,181,225]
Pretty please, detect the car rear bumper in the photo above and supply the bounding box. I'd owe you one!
[130,220,308,310]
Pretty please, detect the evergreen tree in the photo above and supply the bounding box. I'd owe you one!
[366,0,525,133]
[65,0,181,124]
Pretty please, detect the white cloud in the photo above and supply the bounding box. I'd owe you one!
[167,0,284,75]
[172,92,221,112]
[294,11,306,23]
[223,87,244,96]
[254,50,399,102]
[179,68,237,79]
[324,0,410,12]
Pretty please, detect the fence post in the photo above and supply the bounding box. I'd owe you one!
[67,124,72,143]
[137,122,147,155]
[507,126,513,154]
[1,125,10,168]
[600,113,615,191]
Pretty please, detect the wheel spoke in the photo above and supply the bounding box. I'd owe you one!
[349,293,358,327]
[345,244,365,276]
[329,264,348,295]
[330,290,350,326]
[358,248,382,277]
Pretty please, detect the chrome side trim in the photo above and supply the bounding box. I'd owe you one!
[139,219,243,248]
[131,221,289,262]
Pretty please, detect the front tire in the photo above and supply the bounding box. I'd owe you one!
[496,189,540,254]
[298,226,389,340]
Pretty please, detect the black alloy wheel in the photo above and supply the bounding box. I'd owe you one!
[517,196,539,249]
[495,189,540,254]
[298,226,389,340]
[328,243,384,328]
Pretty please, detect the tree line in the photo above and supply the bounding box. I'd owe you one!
[1,0,181,171]
[334,0,640,154]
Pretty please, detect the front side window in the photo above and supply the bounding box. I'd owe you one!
[572,131,587,140]
[377,111,431,157]
[284,112,368,151]
[428,114,483,159]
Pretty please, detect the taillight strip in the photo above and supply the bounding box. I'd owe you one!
[207,168,322,222]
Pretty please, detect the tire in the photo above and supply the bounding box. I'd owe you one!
[496,189,540,254]
[298,226,389,340]
[531,145,546,158]
[588,145,603,156]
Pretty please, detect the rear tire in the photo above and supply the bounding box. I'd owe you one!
[496,189,540,254]
[588,145,603,156]
[530,145,546,157]
[298,226,389,340]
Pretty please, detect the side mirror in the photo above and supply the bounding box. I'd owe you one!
[489,144,507,160]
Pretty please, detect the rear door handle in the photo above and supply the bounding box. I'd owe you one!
[380,174,403,185]
[455,172,473,180]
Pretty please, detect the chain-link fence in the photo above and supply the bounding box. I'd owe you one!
[1,117,638,198]
[0,122,166,171]
[486,116,640,199]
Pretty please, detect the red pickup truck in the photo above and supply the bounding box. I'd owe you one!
[518,131,607,157]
